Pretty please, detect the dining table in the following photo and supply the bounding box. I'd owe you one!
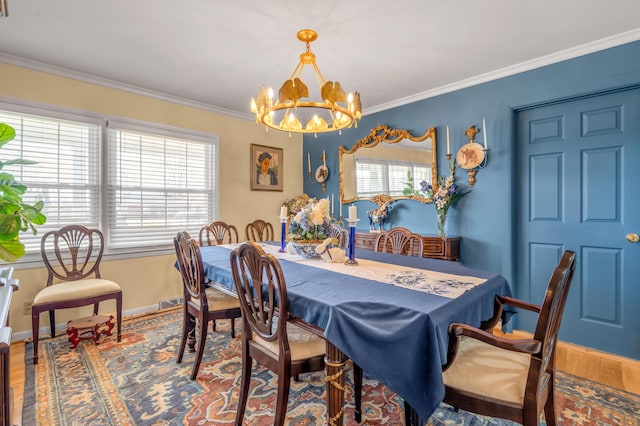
[199,242,512,425]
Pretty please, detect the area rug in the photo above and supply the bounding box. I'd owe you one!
[23,309,640,425]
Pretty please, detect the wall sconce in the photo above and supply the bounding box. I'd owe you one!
[307,150,329,192]
[455,119,490,186]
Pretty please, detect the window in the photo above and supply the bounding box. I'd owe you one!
[107,121,216,249]
[355,158,430,198]
[0,105,217,261]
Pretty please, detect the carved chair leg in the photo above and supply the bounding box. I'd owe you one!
[116,294,122,342]
[274,364,292,426]
[48,310,56,338]
[235,341,252,426]
[31,310,40,364]
[544,375,557,426]
[230,318,236,338]
[190,318,208,380]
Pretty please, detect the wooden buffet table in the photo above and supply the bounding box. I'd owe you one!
[353,231,461,261]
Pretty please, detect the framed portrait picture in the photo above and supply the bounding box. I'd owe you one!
[250,144,283,191]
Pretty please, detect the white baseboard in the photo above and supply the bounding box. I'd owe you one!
[12,304,159,342]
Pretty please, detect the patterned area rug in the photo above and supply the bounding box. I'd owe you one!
[23,309,639,425]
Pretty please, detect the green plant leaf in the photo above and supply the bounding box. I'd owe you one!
[0,239,25,263]
[0,123,16,148]
[2,159,38,166]
[0,122,46,261]
[0,214,21,240]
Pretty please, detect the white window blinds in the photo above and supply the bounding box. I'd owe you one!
[0,109,101,254]
[107,122,216,249]
[355,158,431,198]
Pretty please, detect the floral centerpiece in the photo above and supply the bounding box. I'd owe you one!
[283,195,333,257]
[420,160,468,237]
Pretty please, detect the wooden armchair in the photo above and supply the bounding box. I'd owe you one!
[374,227,424,257]
[230,242,325,426]
[174,232,242,380]
[441,250,576,425]
[198,221,239,246]
[245,219,274,242]
[31,225,122,364]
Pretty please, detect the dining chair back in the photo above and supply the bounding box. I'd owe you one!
[174,231,241,380]
[31,225,122,364]
[330,224,349,248]
[199,221,239,246]
[245,219,274,242]
[374,227,424,257]
[230,241,325,426]
[441,250,576,426]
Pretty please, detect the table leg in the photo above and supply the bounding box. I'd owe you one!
[325,341,346,425]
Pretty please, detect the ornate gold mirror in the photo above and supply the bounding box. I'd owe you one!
[339,124,437,204]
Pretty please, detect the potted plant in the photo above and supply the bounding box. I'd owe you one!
[0,122,46,262]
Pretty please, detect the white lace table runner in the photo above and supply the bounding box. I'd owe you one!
[224,243,485,299]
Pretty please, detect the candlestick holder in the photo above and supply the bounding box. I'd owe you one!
[278,215,288,253]
[345,218,359,265]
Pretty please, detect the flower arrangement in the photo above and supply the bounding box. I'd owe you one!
[420,160,468,237]
[286,196,332,242]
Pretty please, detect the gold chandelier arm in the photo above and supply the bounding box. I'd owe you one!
[311,63,327,87]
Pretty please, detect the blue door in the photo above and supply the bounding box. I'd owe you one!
[517,88,640,359]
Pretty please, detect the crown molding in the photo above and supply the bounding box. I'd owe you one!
[2,27,639,120]
[363,28,640,115]
[0,52,254,121]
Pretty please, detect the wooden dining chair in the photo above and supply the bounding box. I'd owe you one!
[245,219,274,242]
[441,250,576,426]
[198,221,239,246]
[329,224,349,248]
[31,225,122,364]
[374,227,424,257]
[230,241,326,426]
[174,231,242,380]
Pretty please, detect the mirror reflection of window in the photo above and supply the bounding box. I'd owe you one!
[355,159,431,198]
[339,125,437,204]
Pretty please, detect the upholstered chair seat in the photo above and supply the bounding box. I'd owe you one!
[182,287,241,311]
[253,322,326,361]
[33,279,121,305]
[443,336,531,405]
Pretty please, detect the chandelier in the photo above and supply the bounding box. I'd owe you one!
[250,29,362,134]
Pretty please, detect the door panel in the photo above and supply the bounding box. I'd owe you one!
[517,88,640,359]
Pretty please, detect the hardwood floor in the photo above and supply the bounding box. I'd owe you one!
[9,333,640,425]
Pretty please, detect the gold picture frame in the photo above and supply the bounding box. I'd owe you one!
[250,144,283,191]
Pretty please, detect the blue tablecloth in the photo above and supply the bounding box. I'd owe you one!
[199,244,512,419]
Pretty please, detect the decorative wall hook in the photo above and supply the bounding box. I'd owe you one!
[455,121,490,186]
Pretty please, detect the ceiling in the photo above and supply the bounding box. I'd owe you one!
[1,1,639,121]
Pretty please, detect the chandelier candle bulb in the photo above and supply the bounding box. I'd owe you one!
[483,117,488,149]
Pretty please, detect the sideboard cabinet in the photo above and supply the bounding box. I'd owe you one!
[354,232,461,261]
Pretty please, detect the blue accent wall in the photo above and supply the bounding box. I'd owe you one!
[303,40,640,288]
